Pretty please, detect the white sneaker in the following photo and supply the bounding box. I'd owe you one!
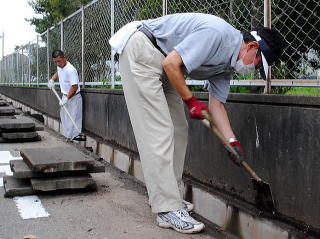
[182,200,194,212]
[157,209,204,234]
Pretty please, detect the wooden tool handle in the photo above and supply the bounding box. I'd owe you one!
[201,111,238,156]
[201,111,262,182]
[241,161,262,182]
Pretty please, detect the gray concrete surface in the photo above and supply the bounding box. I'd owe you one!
[10,160,105,179]
[2,132,38,140]
[0,118,35,131]
[3,176,35,197]
[15,115,44,131]
[0,106,15,115]
[0,135,41,143]
[31,175,97,191]
[21,146,98,173]
[0,127,219,238]
[0,100,8,106]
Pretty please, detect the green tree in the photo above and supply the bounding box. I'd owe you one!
[27,0,92,34]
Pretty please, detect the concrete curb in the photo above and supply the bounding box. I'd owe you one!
[1,94,310,239]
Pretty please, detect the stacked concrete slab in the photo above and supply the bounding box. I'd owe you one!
[3,146,105,197]
[0,99,41,142]
[0,118,41,143]
[0,98,15,114]
[0,99,9,107]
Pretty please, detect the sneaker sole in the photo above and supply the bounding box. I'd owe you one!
[157,218,205,234]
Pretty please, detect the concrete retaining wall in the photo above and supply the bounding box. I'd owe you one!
[0,86,319,238]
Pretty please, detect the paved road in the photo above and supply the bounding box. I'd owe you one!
[0,126,222,239]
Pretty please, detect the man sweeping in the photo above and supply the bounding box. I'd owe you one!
[48,50,84,142]
[109,13,284,234]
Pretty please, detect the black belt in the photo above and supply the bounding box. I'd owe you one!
[64,91,80,97]
[139,27,166,56]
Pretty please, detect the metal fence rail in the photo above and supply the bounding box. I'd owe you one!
[0,0,319,88]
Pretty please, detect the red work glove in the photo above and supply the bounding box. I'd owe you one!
[225,139,245,166]
[183,95,209,120]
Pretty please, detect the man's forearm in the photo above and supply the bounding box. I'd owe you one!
[165,68,192,100]
[51,72,58,81]
[209,95,235,141]
[163,50,192,100]
[66,85,78,99]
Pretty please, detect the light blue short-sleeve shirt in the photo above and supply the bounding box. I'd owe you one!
[143,13,243,102]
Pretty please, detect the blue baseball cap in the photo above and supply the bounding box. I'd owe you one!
[250,31,278,79]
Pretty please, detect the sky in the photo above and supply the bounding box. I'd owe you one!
[0,0,39,58]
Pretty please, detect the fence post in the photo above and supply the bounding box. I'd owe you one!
[7,56,9,85]
[2,57,3,85]
[3,56,5,85]
[163,0,167,16]
[12,54,14,86]
[1,56,4,85]
[263,0,272,94]
[0,32,3,83]
[111,0,115,89]
[0,57,2,85]
[16,51,18,86]
[28,42,31,86]
[47,30,50,82]
[4,57,6,85]
[21,48,24,86]
[36,36,39,87]
[81,5,85,88]
[61,20,64,51]
[0,56,2,84]
[0,48,1,84]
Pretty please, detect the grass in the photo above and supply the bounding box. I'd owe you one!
[285,87,320,96]
[85,85,320,97]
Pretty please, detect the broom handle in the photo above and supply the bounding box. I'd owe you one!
[51,87,81,134]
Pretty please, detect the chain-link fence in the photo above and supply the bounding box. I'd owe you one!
[84,0,111,85]
[0,0,319,88]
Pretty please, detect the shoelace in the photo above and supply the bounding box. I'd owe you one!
[175,209,192,221]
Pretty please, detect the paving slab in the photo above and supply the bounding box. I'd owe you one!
[0,100,8,106]
[0,116,16,119]
[21,146,98,173]
[0,118,35,132]
[34,125,45,131]
[0,106,16,115]
[16,115,44,131]
[3,175,36,197]
[0,117,217,239]
[0,135,41,143]
[2,132,39,139]
[10,159,105,178]
[31,175,97,191]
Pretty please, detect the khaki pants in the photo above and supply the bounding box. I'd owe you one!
[119,31,188,213]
